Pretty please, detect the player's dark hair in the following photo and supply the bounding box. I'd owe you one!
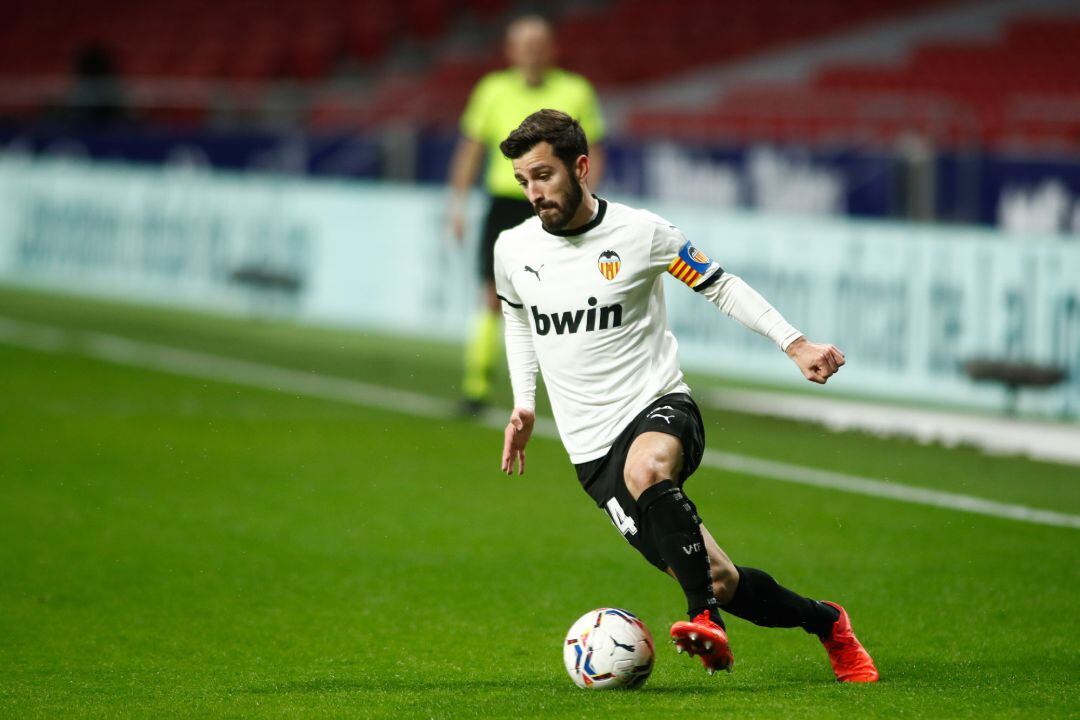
[499,109,589,171]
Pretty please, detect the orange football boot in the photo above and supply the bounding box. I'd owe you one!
[670,611,734,675]
[820,601,879,682]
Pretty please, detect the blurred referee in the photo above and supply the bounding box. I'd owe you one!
[447,15,605,414]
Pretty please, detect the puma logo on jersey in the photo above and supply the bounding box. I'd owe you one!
[524,265,543,281]
[647,407,675,424]
[531,297,623,336]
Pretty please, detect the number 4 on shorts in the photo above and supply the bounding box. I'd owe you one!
[605,497,638,536]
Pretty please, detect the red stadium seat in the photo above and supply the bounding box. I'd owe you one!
[630,10,1080,151]
[5,0,1077,146]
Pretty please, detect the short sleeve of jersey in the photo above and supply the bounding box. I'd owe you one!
[649,219,723,291]
[493,236,523,308]
[575,76,605,143]
[460,73,495,142]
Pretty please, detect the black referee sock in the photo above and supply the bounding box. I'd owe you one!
[637,480,721,624]
[721,565,840,638]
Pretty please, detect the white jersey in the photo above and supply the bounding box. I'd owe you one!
[494,197,801,464]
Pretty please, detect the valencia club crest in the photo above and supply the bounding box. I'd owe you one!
[598,250,621,280]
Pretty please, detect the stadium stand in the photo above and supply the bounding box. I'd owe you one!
[0,0,510,81]
[319,0,955,131]
[0,0,961,132]
[2,3,1076,150]
[0,0,488,121]
[627,12,1080,151]
[554,0,948,88]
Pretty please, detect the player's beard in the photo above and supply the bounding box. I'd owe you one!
[535,174,584,232]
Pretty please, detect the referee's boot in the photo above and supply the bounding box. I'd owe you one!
[670,610,734,675]
[819,601,879,683]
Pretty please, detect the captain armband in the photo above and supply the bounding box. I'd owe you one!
[666,241,723,290]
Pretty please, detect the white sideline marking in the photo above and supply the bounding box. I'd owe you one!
[702,451,1080,529]
[1,316,1077,531]
[706,388,1080,467]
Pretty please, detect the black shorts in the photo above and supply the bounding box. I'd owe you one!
[479,196,534,282]
[574,393,706,572]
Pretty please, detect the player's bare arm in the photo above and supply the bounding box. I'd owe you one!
[447,137,485,244]
[501,406,535,475]
[785,337,846,384]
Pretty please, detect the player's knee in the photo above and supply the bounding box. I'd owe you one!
[623,456,667,500]
[711,560,739,604]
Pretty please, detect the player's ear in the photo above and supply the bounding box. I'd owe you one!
[575,154,589,183]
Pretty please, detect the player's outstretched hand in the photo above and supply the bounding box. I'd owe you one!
[786,337,845,384]
[501,407,535,476]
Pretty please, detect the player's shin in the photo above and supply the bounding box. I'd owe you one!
[721,566,839,637]
[637,481,721,624]
[462,309,500,402]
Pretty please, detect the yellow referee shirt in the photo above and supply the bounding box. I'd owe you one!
[460,68,605,199]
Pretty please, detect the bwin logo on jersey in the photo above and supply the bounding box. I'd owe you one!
[598,250,621,280]
[531,297,623,336]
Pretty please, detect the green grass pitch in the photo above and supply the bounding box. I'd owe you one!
[0,286,1077,718]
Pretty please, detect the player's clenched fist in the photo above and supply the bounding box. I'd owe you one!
[785,337,846,384]
[501,407,536,475]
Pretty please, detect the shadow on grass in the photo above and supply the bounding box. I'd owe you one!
[241,675,836,697]
[242,677,557,695]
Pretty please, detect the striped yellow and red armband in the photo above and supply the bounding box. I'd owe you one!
[667,241,718,288]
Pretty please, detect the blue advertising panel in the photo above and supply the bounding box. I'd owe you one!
[0,127,382,178]
[4,125,1078,234]
[937,153,1080,234]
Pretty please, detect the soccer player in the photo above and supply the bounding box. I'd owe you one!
[494,109,879,682]
[447,15,605,414]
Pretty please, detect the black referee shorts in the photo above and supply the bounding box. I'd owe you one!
[574,393,706,572]
[479,196,534,282]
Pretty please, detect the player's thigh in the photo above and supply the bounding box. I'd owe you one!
[584,458,669,573]
[600,478,669,572]
[624,431,684,499]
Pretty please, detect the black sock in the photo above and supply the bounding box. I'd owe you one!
[721,565,840,637]
[637,481,720,624]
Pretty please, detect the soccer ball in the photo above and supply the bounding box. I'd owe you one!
[563,608,654,689]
